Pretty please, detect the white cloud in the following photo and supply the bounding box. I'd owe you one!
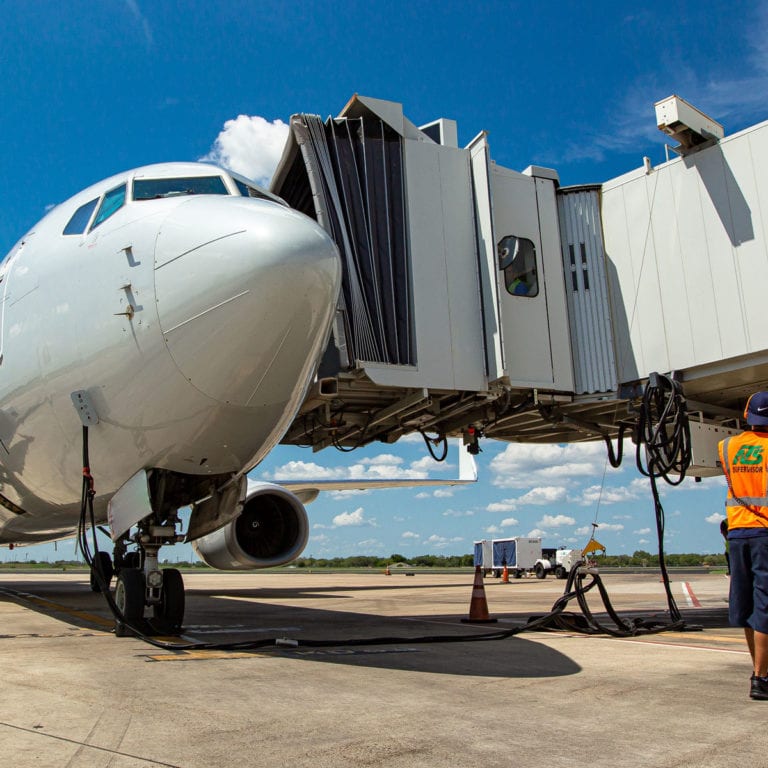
[633,528,651,535]
[401,531,420,539]
[359,454,404,466]
[485,525,502,535]
[486,485,567,512]
[536,514,576,528]
[705,512,726,525]
[332,507,375,528]
[433,489,454,498]
[266,461,345,481]
[202,115,289,186]
[415,492,430,499]
[410,455,453,472]
[357,538,384,551]
[575,522,624,534]
[125,0,153,47]
[266,453,430,483]
[329,489,369,500]
[500,517,519,527]
[486,500,517,512]
[442,509,475,518]
[424,534,463,549]
[576,483,643,506]
[490,442,610,489]
[527,528,546,538]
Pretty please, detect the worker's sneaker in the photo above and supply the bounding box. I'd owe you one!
[750,674,768,700]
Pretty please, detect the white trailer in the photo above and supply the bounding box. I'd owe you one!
[473,537,542,578]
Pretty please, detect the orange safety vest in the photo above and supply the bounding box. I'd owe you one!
[719,431,768,530]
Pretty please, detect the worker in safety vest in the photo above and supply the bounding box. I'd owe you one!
[718,391,768,700]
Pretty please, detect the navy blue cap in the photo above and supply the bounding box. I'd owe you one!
[745,392,768,426]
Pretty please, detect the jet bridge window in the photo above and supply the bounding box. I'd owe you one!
[62,198,98,235]
[133,176,228,200]
[499,235,538,297]
[91,184,127,230]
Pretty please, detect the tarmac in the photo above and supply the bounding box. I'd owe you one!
[0,568,765,768]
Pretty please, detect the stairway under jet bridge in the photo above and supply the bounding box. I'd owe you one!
[271,93,768,477]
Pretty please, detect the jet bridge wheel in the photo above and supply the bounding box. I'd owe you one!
[89,551,114,593]
[114,567,146,637]
[152,568,185,634]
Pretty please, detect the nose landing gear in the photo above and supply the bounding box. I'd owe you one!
[112,516,186,638]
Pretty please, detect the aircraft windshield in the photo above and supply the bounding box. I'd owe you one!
[133,176,229,200]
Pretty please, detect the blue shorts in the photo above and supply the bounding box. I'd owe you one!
[728,535,768,634]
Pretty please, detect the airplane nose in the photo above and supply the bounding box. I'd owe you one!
[154,196,341,407]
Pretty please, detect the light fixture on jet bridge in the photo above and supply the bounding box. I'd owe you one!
[655,94,724,154]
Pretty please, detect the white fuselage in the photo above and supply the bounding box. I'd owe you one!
[0,163,341,543]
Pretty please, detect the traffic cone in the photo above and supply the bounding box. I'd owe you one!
[502,564,509,583]
[385,565,391,576]
[461,566,498,623]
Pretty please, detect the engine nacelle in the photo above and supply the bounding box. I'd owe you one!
[191,483,309,570]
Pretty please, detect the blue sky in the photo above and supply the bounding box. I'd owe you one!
[2,1,767,561]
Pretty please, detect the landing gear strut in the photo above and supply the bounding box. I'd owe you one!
[112,512,185,637]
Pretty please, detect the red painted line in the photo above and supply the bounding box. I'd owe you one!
[682,581,702,608]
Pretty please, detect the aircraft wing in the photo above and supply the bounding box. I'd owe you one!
[273,448,477,504]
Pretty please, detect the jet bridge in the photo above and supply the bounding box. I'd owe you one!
[272,94,768,473]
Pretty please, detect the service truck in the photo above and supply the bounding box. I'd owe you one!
[533,547,582,579]
[473,537,542,578]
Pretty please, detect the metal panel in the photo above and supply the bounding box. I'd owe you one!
[534,175,574,392]
[492,166,556,387]
[468,132,505,382]
[601,119,768,385]
[557,187,617,394]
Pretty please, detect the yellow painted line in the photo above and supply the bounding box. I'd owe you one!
[146,650,271,662]
[0,588,113,628]
[645,631,744,645]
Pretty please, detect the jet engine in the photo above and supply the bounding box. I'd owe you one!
[191,483,309,570]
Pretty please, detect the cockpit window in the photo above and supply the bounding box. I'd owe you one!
[133,176,228,200]
[63,198,98,235]
[91,184,127,230]
[234,179,269,200]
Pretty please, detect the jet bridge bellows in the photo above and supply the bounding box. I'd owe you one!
[276,111,413,367]
[273,94,768,467]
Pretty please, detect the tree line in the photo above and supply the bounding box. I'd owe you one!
[0,550,728,569]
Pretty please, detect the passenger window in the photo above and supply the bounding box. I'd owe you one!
[63,198,98,235]
[498,235,538,297]
[91,185,126,230]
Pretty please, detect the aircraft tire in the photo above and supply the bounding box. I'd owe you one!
[114,567,145,636]
[535,563,546,579]
[153,568,185,634]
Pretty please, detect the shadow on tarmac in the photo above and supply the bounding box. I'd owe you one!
[0,578,585,679]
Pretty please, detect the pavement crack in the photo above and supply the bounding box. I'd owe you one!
[0,721,182,767]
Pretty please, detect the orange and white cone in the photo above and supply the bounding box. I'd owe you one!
[502,564,509,583]
[385,565,391,575]
[461,566,498,623]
